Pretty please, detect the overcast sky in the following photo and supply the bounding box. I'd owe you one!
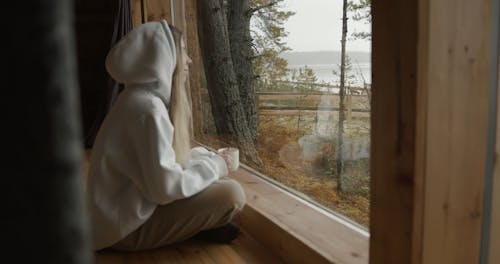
[281,0,371,52]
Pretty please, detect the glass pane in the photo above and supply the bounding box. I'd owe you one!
[193,0,371,229]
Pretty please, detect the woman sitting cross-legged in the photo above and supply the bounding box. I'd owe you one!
[85,20,245,251]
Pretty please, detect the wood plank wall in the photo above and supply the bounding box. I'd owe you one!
[131,0,172,25]
[184,0,204,140]
[144,0,171,22]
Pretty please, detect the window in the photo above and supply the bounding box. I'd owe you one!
[193,0,371,229]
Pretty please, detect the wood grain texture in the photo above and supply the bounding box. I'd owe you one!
[372,0,494,263]
[172,0,186,32]
[94,231,281,264]
[143,0,171,23]
[421,0,492,263]
[131,0,143,28]
[184,0,204,140]
[232,168,369,264]
[412,0,430,262]
[370,0,418,263]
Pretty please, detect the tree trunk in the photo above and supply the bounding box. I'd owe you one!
[337,0,348,192]
[197,0,262,167]
[228,0,258,143]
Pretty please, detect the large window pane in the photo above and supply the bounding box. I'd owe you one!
[193,0,371,228]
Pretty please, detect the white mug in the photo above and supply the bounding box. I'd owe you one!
[217,147,239,171]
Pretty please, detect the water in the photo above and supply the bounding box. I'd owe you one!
[287,62,371,87]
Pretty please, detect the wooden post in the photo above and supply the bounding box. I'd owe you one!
[372,0,495,263]
[370,0,418,262]
[419,0,492,263]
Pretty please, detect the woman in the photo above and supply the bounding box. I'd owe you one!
[85,20,245,251]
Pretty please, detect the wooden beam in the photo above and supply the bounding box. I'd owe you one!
[370,0,418,263]
[413,0,430,262]
[419,0,492,263]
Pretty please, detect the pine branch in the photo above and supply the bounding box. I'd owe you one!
[250,54,265,60]
[246,1,278,17]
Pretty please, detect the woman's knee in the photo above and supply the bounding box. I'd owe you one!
[215,179,246,211]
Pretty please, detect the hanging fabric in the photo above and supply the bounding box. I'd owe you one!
[85,0,133,148]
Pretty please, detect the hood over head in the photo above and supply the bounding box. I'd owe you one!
[105,20,176,104]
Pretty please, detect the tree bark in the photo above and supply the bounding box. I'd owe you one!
[228,0,258,143]
[337,0,348,192]
[197,0,262,167]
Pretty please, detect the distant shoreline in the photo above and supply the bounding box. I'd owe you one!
[285,49,371,53]
[281,50,371,66]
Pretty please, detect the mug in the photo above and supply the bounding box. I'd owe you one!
[217,147,239,171]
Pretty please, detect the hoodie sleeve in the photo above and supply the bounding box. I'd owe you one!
[130,109,228,205]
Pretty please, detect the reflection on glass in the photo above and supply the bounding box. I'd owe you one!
[194,0,371,228]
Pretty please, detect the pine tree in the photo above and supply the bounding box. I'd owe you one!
[250,0,294,89]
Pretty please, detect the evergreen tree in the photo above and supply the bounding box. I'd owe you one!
[290,66,319,92]
[348,0,372,40]
[250,0,294,89]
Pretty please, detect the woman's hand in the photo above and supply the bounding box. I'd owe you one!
[218,151,234,173]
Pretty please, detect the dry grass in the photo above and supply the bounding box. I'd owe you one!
[197,114,370,228]
[257,117,370,227]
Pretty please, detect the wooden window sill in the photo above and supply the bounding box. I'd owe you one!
[230,165,369,264]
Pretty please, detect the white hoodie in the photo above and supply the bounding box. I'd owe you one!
[86,20,228,250]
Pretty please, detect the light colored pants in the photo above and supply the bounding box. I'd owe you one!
[111,179,245,251]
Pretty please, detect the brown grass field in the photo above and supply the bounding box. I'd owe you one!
[256,115,370,227]
[198,111,370,228]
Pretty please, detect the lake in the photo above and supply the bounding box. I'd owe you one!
[287,62,371,87]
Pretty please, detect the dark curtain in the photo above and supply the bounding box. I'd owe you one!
[5,1,91,262]
[84,0,133,148]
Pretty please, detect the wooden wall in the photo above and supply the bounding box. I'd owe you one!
[74,0,114,145]
[184,0,204,139]
[371,0,496,263]
[130,0,173,25]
